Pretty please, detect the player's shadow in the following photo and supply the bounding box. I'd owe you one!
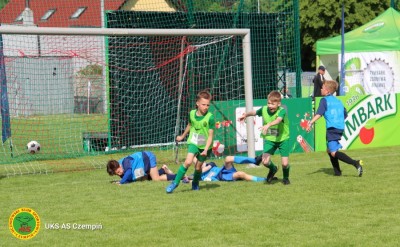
[202,183,220,190]
[263,177,279,184]
[309,168,358,177]
[0,175,7,180]
[309,168,335,176]
[180,183,220,193]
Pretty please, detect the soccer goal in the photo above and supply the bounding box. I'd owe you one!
[0,26,256,175]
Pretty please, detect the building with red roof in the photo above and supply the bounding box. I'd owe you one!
[0,0,181,27]
[0,0,126,27]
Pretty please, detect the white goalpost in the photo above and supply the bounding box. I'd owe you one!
[0,26,256,174]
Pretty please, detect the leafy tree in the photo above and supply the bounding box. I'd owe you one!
[0,0,9,10]
[75,64,103,91]
[77,64,102,77]
[300,0,394,71]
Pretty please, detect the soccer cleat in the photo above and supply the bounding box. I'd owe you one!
[266,166,278,183]
[282,178,291,185]
[166,182,179,193]
[254,155,262,166]
[356,160,364,177]
[192,182,200,191]
[333,167,342,176]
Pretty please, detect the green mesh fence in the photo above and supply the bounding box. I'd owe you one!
[0,0,301,174]
[106,2,302,156]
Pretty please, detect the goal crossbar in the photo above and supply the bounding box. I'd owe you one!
[0,26,250,37]
[0,26,256,157]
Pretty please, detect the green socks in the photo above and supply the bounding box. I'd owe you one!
[192,169,202,184]
[283,165,290,179]
[267,161,277,171]
[173,165,188,185]
[267,162,290,180]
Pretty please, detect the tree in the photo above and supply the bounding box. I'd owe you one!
[300,0,393,71]
[0,0,8,10]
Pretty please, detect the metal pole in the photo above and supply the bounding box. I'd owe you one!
[87,80,91,115]
[100,0,107,115]
[0,26,251,37]
[340,4,345,96]
[174,37,186,163]
[243,32,255,158]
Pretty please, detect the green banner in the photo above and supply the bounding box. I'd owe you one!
[315,93,399,151]
[210,97,314,156]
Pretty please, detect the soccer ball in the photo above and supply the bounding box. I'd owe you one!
[27,141,41,154]
[212,140,225,156]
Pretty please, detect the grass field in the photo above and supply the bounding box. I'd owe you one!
[1,114,108,164]
[1,146,400,246]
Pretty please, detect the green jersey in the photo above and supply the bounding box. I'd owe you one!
[256,106,290,142]
[187,109,215,149]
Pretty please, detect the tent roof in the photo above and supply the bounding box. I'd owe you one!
[317,7,400,55]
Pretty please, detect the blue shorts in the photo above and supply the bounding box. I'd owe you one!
[327,140,342,152]
[143,151,157,168]
[217,165,237,181]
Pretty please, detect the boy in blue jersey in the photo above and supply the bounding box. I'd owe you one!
[197,155,267,182]
[107,151,176,184]
[306,80,363,177]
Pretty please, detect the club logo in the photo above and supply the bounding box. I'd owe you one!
[9,207,40,240]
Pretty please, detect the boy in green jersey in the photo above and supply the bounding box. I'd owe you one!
[166,90,215,193]
[238,90,291,185]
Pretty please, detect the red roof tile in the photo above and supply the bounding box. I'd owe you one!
[0,0,126,27]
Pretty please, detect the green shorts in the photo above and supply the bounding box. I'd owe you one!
[188,144,212,162]
[263,139,290,157]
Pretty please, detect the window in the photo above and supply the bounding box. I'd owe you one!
[41,9,56,21]
[70,7,87,19]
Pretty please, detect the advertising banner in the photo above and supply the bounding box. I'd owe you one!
[314,93,399,151]
[341,51,400,95]
[211,98,314,156]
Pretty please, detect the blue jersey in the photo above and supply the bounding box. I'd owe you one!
[316,95,348,141]
[201,163,237,181]
[201,165,223,181]
[118,151,156,184]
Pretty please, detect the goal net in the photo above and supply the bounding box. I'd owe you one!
[0,26,254,175]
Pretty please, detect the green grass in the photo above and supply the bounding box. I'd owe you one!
[1,146,400,246]
[1,114,108,164]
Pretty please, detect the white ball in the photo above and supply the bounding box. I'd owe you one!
[212,141,225,156]
[217,144,225,154]
[27,141,41,154]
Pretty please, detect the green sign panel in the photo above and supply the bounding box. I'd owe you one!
[210,97,314,156]
[314,93,399,151]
